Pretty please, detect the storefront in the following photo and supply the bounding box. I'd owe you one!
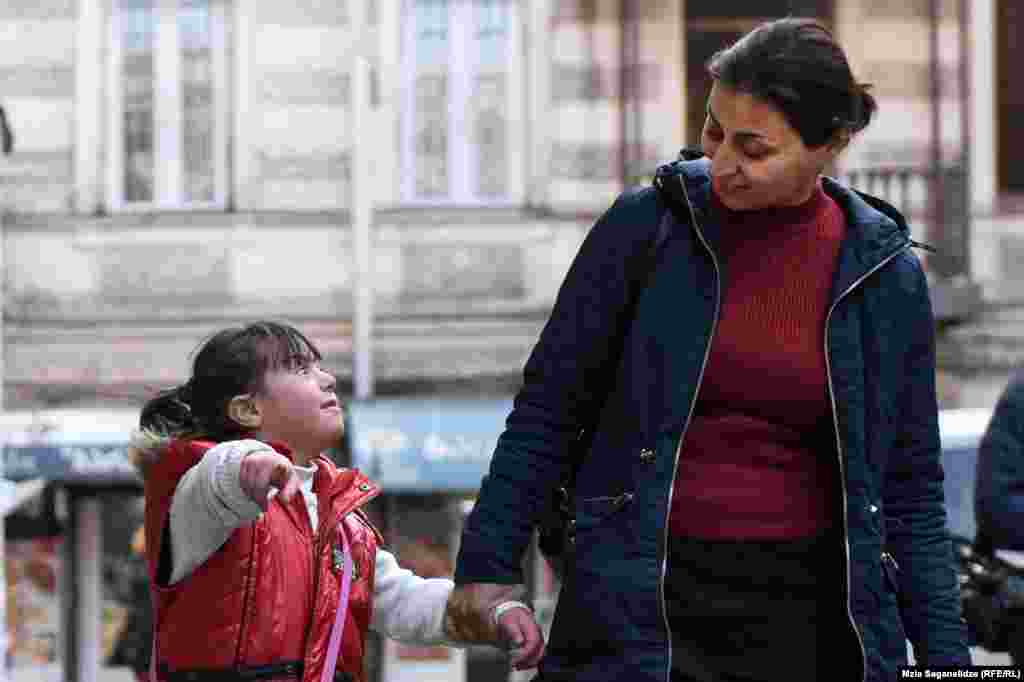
[0,409,141,682]
[0,399,558,682]
[346,397,558,682]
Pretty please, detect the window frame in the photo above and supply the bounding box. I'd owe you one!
[106,0,229,212]
[398,0,523,207]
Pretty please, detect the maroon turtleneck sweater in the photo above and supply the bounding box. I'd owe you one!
[668,181,847,540]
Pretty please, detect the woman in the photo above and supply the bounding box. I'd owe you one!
[975,369,1024,662]
[450,18,969,682]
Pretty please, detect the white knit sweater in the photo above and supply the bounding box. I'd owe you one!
[167,439,456,645]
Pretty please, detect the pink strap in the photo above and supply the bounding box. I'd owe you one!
[321,523,354,682]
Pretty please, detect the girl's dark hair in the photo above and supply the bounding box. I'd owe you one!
[140,321,322,442]
[707,17,877,147]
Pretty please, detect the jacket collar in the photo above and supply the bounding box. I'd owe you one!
[267,441,381,533]
[654,153,913,299]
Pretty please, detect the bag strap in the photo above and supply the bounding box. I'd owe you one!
[562,176,694,484]
[321,522,355,682]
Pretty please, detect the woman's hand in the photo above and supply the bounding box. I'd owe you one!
[496,601,546,670]
[445,583,546,669]
[238,449,300,510]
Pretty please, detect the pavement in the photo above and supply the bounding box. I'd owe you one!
[4,648,1013,681]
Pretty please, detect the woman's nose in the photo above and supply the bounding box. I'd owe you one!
[710,145,739,179]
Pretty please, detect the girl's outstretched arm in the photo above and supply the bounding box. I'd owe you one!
[167,440,298,583]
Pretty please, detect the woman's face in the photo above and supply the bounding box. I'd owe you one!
[700,82,843,211]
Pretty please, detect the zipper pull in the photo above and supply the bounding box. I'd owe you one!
[909,239,937,253]
[881,551,901,591]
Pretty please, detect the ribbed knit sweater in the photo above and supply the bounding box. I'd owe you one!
[668,181,847,540]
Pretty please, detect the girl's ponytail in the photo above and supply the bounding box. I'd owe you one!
[140,381,198,437]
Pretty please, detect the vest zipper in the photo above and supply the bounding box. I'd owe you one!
[660,174,722,681]
[823,243,909,682]
[303,496,331,678]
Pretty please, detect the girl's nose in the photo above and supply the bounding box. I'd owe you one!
[318,367,336,390]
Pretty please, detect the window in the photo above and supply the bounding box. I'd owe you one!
[400,0,516,205]
[107,0,228,211]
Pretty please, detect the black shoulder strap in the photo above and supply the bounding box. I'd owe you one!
[564,182,691,479]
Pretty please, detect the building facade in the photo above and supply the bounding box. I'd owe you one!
[0,0,1021,410]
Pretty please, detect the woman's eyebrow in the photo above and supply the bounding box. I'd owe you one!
[707,104,769,142]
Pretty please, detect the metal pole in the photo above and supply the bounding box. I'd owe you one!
[0,103,11,413]
[958,0,972,277]
[63,493,102,682]
[76,497,102,682]
[351,7,374,401]
[0,102,11,682]
[618,0,627,189]
[928,0,947,275]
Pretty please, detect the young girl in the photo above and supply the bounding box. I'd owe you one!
[131,321,543,682]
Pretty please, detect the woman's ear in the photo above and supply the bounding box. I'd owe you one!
[228,394,262,429]
[827,128,852,156]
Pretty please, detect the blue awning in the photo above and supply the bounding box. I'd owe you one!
[2,443,139,485]
[346,398,513,493]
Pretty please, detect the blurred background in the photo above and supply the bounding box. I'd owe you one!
[0,0,1021,680]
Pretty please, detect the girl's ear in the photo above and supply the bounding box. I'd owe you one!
[228,394,262,429]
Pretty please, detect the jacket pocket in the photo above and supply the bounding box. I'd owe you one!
[574,493,634,533]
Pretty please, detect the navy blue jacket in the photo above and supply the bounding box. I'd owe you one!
[976,371,1024,550]
[455,158,970,681]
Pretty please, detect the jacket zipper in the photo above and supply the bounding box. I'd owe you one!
[660,174,722,681]
[823,244,909,682]
[301,490,373,679]
[302,500,324,680]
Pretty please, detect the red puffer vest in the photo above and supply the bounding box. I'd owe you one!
[143,439,382,682]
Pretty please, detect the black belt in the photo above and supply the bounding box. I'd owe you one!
[160,661,353,682]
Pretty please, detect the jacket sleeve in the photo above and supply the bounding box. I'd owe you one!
[882,255,970,665]
[454,188,663,585]
[370,549,457,646]
[167,439,270,584]
[975,371,1024,550]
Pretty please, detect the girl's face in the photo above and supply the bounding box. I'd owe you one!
[700,81,843,211]
[250,355,343,464]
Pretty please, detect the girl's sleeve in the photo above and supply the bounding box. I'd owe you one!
[166,439,272,584]
[369,548,459,646]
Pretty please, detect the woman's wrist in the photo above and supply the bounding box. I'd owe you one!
[490,600,532,628]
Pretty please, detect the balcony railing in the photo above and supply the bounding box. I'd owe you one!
[843,164,969,280]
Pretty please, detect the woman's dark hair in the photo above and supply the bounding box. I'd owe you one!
[140,321,322,441]
[707,17,877,147]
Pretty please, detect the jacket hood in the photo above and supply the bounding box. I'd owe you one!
[128,428,173,476]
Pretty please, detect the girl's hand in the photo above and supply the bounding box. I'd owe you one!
[496,604,545,670]
[239,449,300,510]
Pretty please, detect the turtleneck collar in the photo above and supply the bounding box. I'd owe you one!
[711,179,829,234]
